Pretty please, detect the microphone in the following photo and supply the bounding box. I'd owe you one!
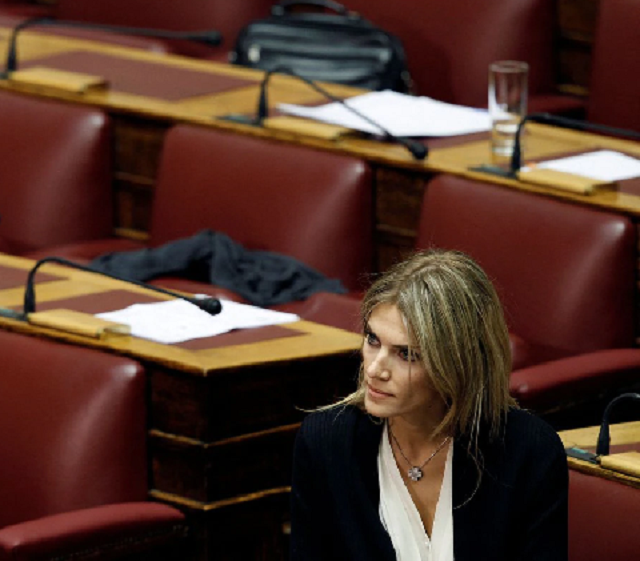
[222,64,427,161]
[510,112,640,174]
[0,17,223,79]
[23,256,222,317]
[595,392,640,456]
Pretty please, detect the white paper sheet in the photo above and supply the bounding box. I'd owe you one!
[532,150,640,182]
[96,298,299,344]
[278,90,491,137]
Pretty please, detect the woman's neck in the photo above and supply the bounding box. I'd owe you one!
[388,410,450,458]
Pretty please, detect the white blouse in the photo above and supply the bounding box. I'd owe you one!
[378,423,454,561]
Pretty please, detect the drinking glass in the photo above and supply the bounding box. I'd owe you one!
[488,61,528,163]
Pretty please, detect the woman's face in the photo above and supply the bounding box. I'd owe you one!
[362,303,445,427]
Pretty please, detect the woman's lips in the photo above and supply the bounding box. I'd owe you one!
[367,384,393,400]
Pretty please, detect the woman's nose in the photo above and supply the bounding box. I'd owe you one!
[366,348,390,379]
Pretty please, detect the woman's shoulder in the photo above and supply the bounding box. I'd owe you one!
[300,404,368,438]
[503,407,565,459]
[298,404,382,453]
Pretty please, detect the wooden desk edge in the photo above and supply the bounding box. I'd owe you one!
[149,486,291,512]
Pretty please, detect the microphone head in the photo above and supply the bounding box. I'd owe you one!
[190,30,223,46]
[194,297,222,316]
[408,141,428,161]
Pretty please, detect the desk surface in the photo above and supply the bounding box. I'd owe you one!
[560,421,640,489]
[0,253,362,374]
[2,27,640,217]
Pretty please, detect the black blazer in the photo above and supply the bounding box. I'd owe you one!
[290,406,568,561]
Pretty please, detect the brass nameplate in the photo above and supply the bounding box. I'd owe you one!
[518,167,611,195]
[600,451,640,478]
[9,67,108,95]
[28,309,130,339]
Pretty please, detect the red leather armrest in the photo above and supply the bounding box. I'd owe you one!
[509,348,640,410]
[272,291,364,333]
[0,503,186,561]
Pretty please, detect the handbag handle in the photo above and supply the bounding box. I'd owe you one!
[272,0,351,17]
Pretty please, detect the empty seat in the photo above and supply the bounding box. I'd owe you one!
[0,330,186,559]
[38,124,373,307]
[0,90,113,255]
[343,0,584,114]
[588,0,640,132]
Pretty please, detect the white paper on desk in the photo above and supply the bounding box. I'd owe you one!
[532,150,640,182]
[96,299,299,344]
[278,90,491,137]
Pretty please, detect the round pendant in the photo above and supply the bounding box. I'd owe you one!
[408,467,423,481]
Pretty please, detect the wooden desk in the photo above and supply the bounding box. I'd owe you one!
[560,421,640,489]
[1,28,639,261]
[0,253,362,560]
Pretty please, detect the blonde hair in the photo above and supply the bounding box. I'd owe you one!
[338,248,515,447]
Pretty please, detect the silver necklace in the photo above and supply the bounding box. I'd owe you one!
[389,426,451,482]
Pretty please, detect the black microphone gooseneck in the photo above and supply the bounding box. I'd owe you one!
[1,17,223,79]
[595,392,640,457]
[23,256,222,317]
[510,112,640,174]
[255,65,428,161]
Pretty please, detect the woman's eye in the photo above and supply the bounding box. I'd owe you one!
[365,331,379,347]
[399,348,420,362]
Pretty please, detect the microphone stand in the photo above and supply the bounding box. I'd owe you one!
[23,256,222,318]
[0,17,223,79]
[596,392,640,457]
[509,113,640,174]
[472,112,640,179]
[221,64,428,161]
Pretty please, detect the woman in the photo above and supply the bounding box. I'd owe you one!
[290,249,568,560]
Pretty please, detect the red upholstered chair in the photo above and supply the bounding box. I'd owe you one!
[38,124,373,306]
[0,330,186,559]
[588,0,640,133]
[342,0,584,115]
[569,470,640,561]
[417,174,638,413]
[54,0,273,60]
[0,90,113,256]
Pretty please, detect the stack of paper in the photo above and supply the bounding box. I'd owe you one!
[97,298,299,345]
[278,90,491,137]
[528,150,640,182]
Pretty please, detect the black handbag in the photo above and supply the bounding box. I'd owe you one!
[230,0,412,92]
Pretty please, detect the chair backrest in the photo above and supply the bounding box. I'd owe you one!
[588,0,640,132]
[149,125,373,291]
[0,91,113,255]
[55,0,273,58]
[417,175,636,356]
[569,470,640,561]
[342,0,556,106]
[0,331,147,528]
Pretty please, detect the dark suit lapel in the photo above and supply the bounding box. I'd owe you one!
[452,439,484,561]
[350,411,397,560]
